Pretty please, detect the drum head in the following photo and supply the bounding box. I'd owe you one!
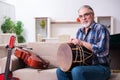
[57,43,72,72]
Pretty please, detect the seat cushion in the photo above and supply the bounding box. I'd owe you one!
[12,67,120,80]
[13,68,57,80]
[26,42,61,67]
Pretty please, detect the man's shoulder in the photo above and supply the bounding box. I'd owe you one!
[94,23,110,34]
[95,23,105,27]
[93,23,107,30]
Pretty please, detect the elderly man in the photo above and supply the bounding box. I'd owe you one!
[56,5,111,80]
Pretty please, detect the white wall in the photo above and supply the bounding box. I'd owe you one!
[5,0,120,42]
[0,1,15,33]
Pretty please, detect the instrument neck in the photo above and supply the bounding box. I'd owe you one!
[4,48,12,80]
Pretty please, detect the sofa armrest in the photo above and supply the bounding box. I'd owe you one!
[0,55,23,73]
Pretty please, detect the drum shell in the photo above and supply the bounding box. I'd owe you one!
[57,43,93,72]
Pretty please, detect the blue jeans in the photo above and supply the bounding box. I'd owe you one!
[56,65,111,80]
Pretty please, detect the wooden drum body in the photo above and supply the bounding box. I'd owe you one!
[57,43,93,72]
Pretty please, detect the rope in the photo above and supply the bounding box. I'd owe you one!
[72,45,92,65]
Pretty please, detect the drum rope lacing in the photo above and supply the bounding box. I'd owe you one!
[72,45,93,65]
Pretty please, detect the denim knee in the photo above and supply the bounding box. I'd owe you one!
[71,66,84,75]
[71,66,86,78]
[56,68,62,75]
[71,66,86,80]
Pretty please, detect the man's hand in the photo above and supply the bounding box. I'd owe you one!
[68,38,83,46]
[68,38,93,51]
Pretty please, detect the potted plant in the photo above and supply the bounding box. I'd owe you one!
[13,21,25,43]
[1,17,25,43]
[1,16,15,33]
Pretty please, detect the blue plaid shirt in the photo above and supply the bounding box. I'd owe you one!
[76,22,111,65]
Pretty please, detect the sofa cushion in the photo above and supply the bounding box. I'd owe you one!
[13,68,57,80]
[26,42,61,68]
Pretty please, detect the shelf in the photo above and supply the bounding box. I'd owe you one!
[95,16,114,34]
[51,21,81,24]
[35,17,51,41]
[35,16,114,42]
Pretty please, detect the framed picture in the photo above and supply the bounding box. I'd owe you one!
[35,17,50,41]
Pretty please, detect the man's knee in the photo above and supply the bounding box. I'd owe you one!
[56,68,61,74]
[71,66,85,75]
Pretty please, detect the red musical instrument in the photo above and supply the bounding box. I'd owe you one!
[14,47,49,69]
[0,36,19,80]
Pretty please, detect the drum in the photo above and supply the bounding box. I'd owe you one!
[57,43,93,72]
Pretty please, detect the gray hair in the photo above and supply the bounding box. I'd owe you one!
[78,5,94,14]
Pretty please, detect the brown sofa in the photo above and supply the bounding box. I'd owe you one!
[0,42,120,80]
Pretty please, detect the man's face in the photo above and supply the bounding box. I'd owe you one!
[78,7,94,28]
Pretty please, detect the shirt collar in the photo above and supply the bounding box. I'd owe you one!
[80,22,96,32]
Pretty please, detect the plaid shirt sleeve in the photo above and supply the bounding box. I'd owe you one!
[91,24,110,57]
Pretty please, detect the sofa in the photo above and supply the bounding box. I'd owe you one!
[0,42,120,80]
